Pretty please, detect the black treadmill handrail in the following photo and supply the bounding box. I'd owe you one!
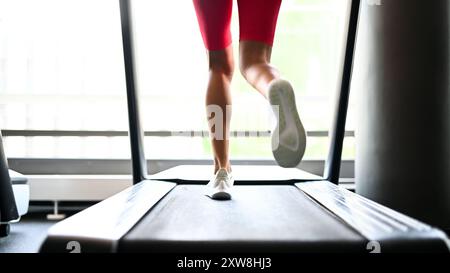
[324,0,360,184]
[120,0,148,184]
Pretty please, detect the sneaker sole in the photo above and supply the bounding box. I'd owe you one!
[211,191,232,201]
[268,79,307,168]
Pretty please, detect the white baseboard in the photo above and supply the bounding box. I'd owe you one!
[28,175,132,201]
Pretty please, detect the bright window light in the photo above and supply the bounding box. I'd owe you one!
[0,0,354,160]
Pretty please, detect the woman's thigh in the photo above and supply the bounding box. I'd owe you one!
[237,0,282,46]
[193,0,233,51]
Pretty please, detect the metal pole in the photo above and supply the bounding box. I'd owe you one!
[119,0,148,184]
[323,0,360,184]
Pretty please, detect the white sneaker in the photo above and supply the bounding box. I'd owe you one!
[207,168,234,200]
[268,79,307,168]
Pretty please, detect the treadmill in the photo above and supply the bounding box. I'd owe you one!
[39,0,450,253]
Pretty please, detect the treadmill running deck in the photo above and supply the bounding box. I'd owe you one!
[120,185,364,252]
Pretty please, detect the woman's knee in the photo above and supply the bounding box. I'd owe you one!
[208,48,235,80]
[239,41,272,78]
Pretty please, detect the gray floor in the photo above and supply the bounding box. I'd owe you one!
[0,206,84,253]
[0,214,55,253]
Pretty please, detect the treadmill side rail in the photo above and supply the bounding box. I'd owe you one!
[297,181,450,253]
[39,180,175,253]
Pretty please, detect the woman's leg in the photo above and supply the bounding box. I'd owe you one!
[239,41,307,168]
[193,0,234,174]
[237,0,282,97]
[206,47,234,174]
[238,0,306,168]
[239,41,280,99]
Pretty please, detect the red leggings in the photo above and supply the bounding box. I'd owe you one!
[193,0,282,51]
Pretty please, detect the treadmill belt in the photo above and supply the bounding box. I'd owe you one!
[120,185,365,252]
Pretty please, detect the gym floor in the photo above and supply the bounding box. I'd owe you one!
[0,205,86,253]
[0,213,54,253]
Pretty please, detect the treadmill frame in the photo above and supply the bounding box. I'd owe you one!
[39,0,450,253]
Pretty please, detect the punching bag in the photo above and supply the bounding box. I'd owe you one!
[0,131,18,222]
[355,0,450,229]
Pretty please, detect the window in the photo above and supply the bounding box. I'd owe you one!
[0,0,129,158]
[0,0,355,164]
[132,0,353,160]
